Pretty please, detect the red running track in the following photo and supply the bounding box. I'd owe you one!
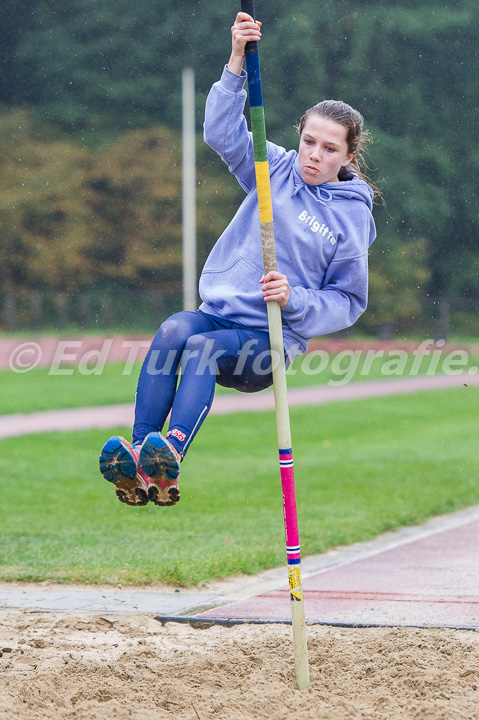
[197,517,479,629]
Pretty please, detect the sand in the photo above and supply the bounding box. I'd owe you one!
[1,610,478,720]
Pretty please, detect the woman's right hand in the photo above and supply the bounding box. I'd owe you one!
[228,12,262,75]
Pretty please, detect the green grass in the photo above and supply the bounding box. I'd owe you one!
[2,346,478,415]
[0,361,142,415]
[1,387,477,586]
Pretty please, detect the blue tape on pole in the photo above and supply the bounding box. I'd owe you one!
[245,53,263,107]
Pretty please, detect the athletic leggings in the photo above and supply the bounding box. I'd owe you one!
[132,310,275,457]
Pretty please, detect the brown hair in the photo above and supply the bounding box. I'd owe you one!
[297,100,382,201]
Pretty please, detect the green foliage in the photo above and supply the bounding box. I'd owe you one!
[0,110,239,295]
[13,0,236,133]
[83,127,184,288]
[342,3,478,297]
[0,109,95,292]
[1,0,478,324]
[364,237,431,333]
[0,0,36,103]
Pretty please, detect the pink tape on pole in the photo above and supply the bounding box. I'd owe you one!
[279,449,301,564]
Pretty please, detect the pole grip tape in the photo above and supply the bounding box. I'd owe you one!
[240,0,258,55]
[241,0,255,16]
[249,106,267,160]
[244,54,263,107]
[255,162,273,223]
[279,448,301,564]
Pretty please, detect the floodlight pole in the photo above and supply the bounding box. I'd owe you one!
[182,66,197,311]
[240,0,310,691]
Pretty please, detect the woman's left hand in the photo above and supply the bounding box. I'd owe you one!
[260,271,291,308]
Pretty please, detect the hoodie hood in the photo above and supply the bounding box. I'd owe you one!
[292,157,374,211]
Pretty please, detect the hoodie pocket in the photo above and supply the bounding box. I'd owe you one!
[199,256,265,316]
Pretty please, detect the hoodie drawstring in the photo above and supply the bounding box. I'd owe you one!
[292,165,333,206]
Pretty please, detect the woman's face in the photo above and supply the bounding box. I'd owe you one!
[298,114,355,185]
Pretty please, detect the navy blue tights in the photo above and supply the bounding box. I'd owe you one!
[133,310,274,457]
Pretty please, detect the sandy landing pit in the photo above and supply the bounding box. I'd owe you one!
[0,610,478,720]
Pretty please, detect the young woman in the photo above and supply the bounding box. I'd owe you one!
[99,13,377,507]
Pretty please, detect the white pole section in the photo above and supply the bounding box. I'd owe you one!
[182,66,197,311]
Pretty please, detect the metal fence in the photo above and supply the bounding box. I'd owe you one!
[1,288,183,335]
[1,289,478,341]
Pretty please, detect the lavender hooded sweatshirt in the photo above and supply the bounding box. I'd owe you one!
[200,66,376,358]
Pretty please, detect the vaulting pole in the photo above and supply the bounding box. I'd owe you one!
[240,0,310,691]
[182,66,197,311]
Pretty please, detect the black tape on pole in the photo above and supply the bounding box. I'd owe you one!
[241,0,256,18]
[240,0,257,54]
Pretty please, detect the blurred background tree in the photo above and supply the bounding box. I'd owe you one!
[1,0,477,336]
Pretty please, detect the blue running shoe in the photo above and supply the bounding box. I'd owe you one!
[138,432,181,506]
[99,436,149,506]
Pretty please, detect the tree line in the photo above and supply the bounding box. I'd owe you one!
[1,0,478,334]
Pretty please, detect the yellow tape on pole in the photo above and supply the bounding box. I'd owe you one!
[255,161,274,224]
